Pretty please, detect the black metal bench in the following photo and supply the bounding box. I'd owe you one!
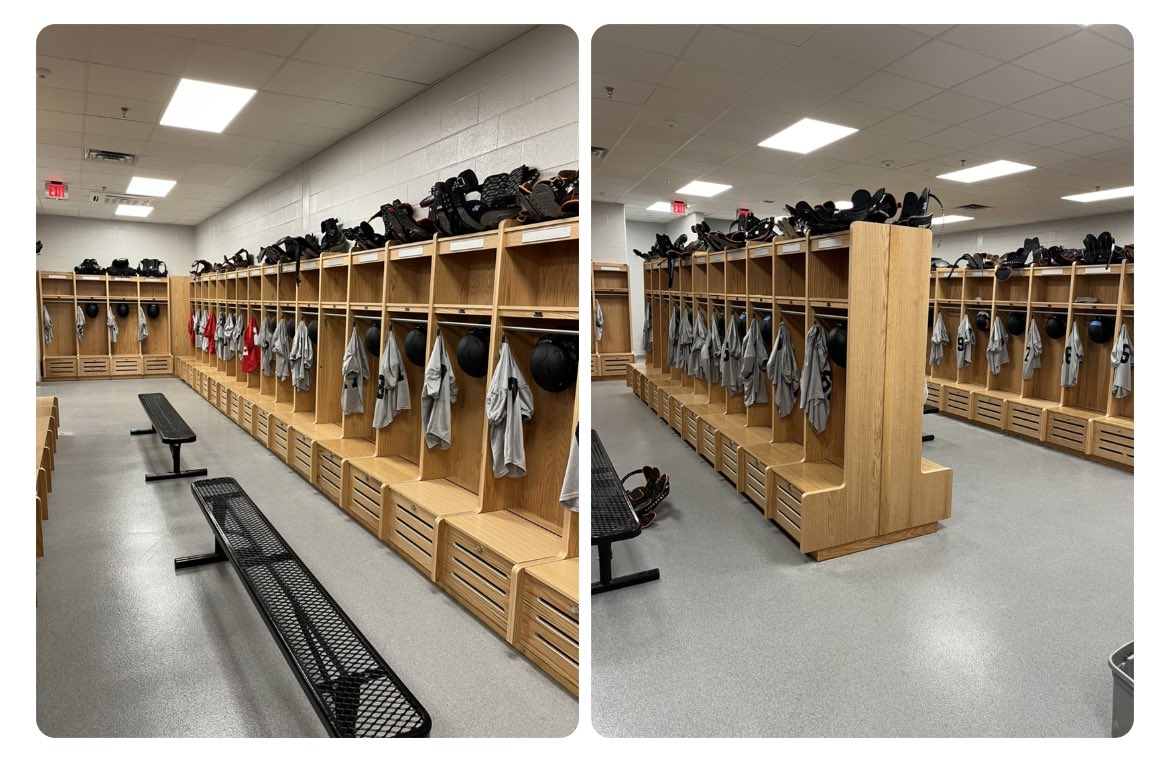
[131,393,208,482]
[591,430,661,595]
[176,478,431,738]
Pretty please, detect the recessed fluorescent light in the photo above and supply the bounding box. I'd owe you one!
[834,200,852,209]
[933,215,974,225]
[675,181,731,197]
[937,160,1035,183]
[1061,186,1134,203]
[127,177,176,197]
[115,204,153,218]
[646,201,674,212]
[160,78,257,133]
[758,118,858,154]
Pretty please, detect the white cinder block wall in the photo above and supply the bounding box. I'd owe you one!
[195,25,578,259]
[36,214,195,273]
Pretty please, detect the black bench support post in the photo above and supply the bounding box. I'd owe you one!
[174,537,228,570]
[591,542,660,595]
[130,427,157,435]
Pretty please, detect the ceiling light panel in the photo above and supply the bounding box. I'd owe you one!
[160,78,257,133]
[126,177,176,197]
[937,160,1035,183]
[933,215,975,224]
[758,118,858,154]
[1061,186,1134,203]
[675,181,731,197]
[115,204,154,218]
[646,201,674,212]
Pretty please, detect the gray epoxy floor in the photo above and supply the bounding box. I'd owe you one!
[36,378,577,738]
[590,380,1133,737]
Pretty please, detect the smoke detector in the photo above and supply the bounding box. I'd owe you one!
[591,146,608,159]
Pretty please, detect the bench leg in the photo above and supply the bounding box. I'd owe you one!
[145,444,208,482]
[591,542,660,595]
[130,427,157,435]
[175,538,228,570]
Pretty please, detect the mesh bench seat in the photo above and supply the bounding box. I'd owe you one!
[131,393,207,482]
[591,430,660,595]
[177,478,431,738]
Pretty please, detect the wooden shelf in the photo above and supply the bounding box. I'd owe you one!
[773,459,844,493]
[443,509,563,564]
[743,440,804,468]
[348,454,419,485]
[316,436,377,460]
[389,478,479,515]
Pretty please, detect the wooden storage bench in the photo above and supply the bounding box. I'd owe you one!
[512,558,579,696]
[384,480,479,579]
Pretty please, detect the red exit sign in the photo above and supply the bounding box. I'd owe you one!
[45,181,69,200]
[671,200,686,215]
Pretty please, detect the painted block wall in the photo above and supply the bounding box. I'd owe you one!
[194,25,579,260]
[36,214,195,273]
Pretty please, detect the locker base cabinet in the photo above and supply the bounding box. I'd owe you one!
[511,558,579,696]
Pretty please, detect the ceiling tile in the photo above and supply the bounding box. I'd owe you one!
[88,26,194,76]
[1013,30,1132,83]
[591,75,656,107]
[224,168,284,189]
[37,143,83,161]
[415,25,531,52]
[1088,25,1133,49]
[251,155,301,173]
[885,40,998,88]
[1063,102,1133,133]
[263,59,365,101]
[940,25,1079,61]
[149,125,217,148]
[36,56,86,92]
[807,97,895,130]
[920,125,997,150]
[767,46,876,97]
[731,24,822,46]
[196,25,316,57]
[660,58,754,99]
[337,75,425,110]
[952,64,1063,106]
[36,25,93,59]
[592,41,676,84]
[223,115,296,142]
[294,25,413,72]
[963,107,1049,136]
[1010,121,1092,147]
[741,79,833,117]
[1050,133,1129,158]
[37,110,83,133]
[1104,125,1133,143]
[867,113,949,140]
[239,91,330,123]
[898,25,953,36]
[643,86,733,121]
[1013,85,1111,120]
[286,124,350,148]
[376,37,481,85]
[81,134,145,155]
[905,91,998,123]
[967,136,1041,160]
[632,107,710,136]
[182,42,286,90]
[592,97,642,125]
[87,64,178,102]
[84,93,163,125]
[208,133,280,157]
[803,25,930,68]
[1075,62,1134,100]
[842,72,940,111]
[593,24,697,56]
[37,86,86,114]
[83,115,154,140]
[307,103,382,132]
[681,26,796,75]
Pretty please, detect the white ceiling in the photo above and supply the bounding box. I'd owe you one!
[36,24,532,225]
[592,24,1134,231]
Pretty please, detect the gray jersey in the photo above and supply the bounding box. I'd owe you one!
[215,313,227,359]
[559,430,579,513]
[705,315,723,385]
[741,316,770,407]
[487,341,535,478]
[986,315,1010,375]
[289,320,314,391]
[929,313,948,366]
[1110,323,1133,397]
[107,306,118,344]
[688,311,706,377]
[675,309,693,372]
[340,327,369,413]
[955,314,974,369]
[593,299,604,342]
[642,302,652,352]
[766,320,799,417]
[234,313,245,356]
[1061,323,1083,387]
[76,304,85,341]
[272,320,290,381]
[800,324,832,435]
[221,314,235,361]
[1022,318,1043,381]
[259,321,274,376]
[137,305,148,342]
[43,304,53,345]
[422,336,458,449]
[372,329,411,429]
[667,306,679,367]
[720,318,744,394]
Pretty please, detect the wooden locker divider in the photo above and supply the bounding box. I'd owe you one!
[591,262,634,379]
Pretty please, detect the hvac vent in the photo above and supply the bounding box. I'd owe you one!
[91,192,154,207]
[84,148,137,165]
[955,203,990,210]
[591,146,608,159]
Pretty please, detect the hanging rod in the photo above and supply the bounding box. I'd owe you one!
[389,316,427,324]
[781,307,848,322]
[437,319,579,336]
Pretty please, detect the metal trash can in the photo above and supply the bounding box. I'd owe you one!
[1110,641,1134,737]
